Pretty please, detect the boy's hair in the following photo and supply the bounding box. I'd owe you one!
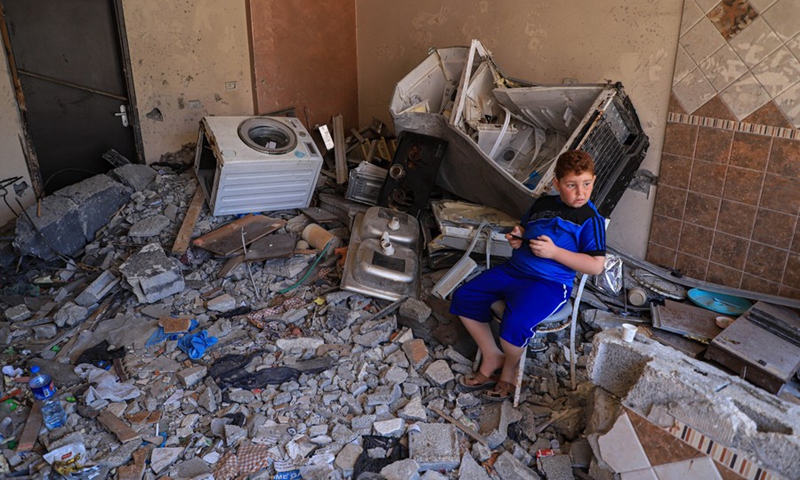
[555,150,595,179]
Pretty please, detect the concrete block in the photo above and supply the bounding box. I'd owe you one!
[75,271,120,307]
[54,174,131,242]
[400,298,431,322]
[539,454,574,480]
[119,243,184,303]
[374,418,405,437]
[493,451,540,480]
[15,195,84,260]
[588,330,800,479]
[207,293,237,312]
[177,366,207,388]
[128,214,170,238]
[111,164,157,191]
[5,305,32,322]
[409,423,460,472]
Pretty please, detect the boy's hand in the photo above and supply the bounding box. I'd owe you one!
[506,225,525,249]
[529,235,559,259]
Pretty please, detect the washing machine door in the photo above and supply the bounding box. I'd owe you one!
[238,117,298,154]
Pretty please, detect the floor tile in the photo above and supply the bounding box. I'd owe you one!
[682,0,706,35]
[787,33,800,59]
[728,17,783,67]
[699,44,749,91]
[597,413,651,473]
[622,468,659,480]
[751,47,800,98]
[694,95,738,119]
[674,45,697,84]
[774,82,800,127]
[748,0,779,13]
[696,0,724,14]
[760,0,800,41]
[742,100,793,127]
[708,0,759,39]
[674,69,717,113]
[681,17,728,65]
[720,72,772,119]
[653,457,723,480]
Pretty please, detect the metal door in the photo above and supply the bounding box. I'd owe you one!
[1,0,141,195]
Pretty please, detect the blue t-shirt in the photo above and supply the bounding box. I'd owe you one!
[508,195,606,285]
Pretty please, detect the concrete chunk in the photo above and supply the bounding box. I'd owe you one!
[400,298,432,322]
[75,271,120,307]
[177,366,207,388]
[5,305,32,322]
[128,214,170,238]
[380,458,420,480]
[119,243,184,303]
[493,451,540,480]
[459,453,491,480]
[424,360,454,386]
[112,164,157,191]
[374,418,405,437]
[402,339,429,370]
[409,423,460,472]
[335,443,362,477]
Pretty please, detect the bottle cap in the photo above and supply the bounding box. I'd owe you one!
[30,366,39,374]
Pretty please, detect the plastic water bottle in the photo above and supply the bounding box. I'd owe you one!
[28,366,67,430]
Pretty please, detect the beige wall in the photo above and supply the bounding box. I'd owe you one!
[0,46,36,227]
[121,0,254,162]
[356,0,684,257]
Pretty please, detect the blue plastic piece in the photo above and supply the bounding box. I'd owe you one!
[145,319,200,348]
[177,330,218,359]
[687,289,752,316]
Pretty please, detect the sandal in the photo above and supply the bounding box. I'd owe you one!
[457,371,499,392]
[481,380,516,402]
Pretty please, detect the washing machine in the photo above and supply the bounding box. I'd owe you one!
[194,116,323,216]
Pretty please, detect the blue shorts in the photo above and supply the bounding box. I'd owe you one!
[449,263,570,347]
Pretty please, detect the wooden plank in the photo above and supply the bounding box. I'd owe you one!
[652,300,722,343]
[217,255,244,279]
[16,402,43,452]
[333,114,347,184]
[171,189,205,256]
[192,214,286,256]
[98,410,141,443]
[244,233,296,262]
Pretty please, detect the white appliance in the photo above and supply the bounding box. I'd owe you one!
[194,116,323,216]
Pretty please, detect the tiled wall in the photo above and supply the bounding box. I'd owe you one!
[647,0,800,300]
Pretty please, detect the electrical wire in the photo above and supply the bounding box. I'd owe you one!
[278,242,331,295]
[0,176,23,218]
[42,168,100,193]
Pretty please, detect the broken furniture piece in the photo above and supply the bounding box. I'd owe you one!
[429,200,518,258]
[390,39,649,218]
[651,300,723,344]
[340,206,421,301]
[194,116,323,216]
[705,302,800,394]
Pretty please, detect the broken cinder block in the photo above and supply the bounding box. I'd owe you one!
[119,243,185,303]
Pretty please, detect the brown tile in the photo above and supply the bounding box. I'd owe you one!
[684,192,720,229]
[729,132,771,171]
[706,262,743,288]
[695,127,734,164]
[678,223,715,259]
[767,137,800,179]
[741,273,780,295]
[779,285,800,301]
[626,409,703,467]
[715,461,751,480]
[668,92,687,115]
[710,232,749,269]
[745,243,789,283]
[751,209,798,249]
[742,101,793,128]
[783,254,800,290]
[676,252,709,280]
[708,0,758,39]
[758,174,800,215]
[716,200,757,238]
[722,166,764,205]
[653,185,688,220]
[659,154,693,189]
[647,243,677,269]
[689,160,727,197]
[693,96,736,121]
[662,123,698,158]
[649,215,683,249]
[793,229,800,254]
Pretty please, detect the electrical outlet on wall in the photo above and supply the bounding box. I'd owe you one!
[225,81,237,91]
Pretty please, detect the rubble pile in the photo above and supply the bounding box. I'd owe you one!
[0,165,603,479]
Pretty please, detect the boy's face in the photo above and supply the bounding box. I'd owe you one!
[553,170,595,208]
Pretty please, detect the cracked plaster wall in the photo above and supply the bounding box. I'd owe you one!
[355,0,684,257]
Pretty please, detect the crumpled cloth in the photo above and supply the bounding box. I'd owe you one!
[74,364,140,402]
[178,330,218,359]
[213,444,276,480]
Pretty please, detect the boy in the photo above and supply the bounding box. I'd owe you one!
[449,150,606,400]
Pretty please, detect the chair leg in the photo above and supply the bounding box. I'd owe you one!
[513,346,526,408]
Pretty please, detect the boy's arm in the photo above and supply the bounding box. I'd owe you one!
[529,235,606,275]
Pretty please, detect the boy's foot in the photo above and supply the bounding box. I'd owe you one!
[458,371,499,392]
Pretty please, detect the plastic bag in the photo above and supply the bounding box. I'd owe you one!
[594,254,623,295]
